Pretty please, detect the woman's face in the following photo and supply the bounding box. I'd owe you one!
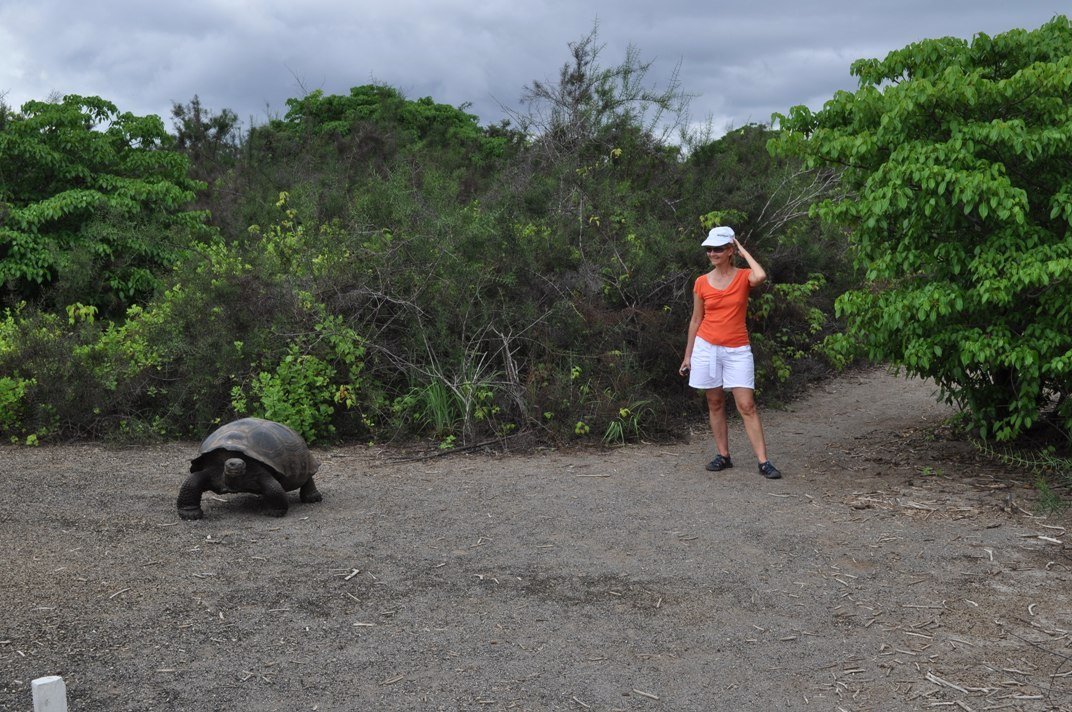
[705,244,733,266]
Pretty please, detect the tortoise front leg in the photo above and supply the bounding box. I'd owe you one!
[299,477,322,503]
[258,472,289,517]
[177,470,212,520]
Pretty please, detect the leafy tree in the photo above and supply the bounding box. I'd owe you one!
[772,16,1072,440]
[0,94,207,312]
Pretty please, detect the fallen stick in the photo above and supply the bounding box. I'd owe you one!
[384,433,525,461]
[926,671,969,694]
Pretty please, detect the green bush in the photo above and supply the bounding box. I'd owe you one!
[0,375,34,440]
[230,306,366,444]
[234,348,338,444]
[0,306,105,439]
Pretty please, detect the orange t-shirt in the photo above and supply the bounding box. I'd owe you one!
[694,269,751,347]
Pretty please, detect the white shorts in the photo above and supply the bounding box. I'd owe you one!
[688,338,755,390]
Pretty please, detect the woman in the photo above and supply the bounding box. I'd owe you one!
[679,226,781,479]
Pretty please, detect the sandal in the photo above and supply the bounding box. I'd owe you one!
[705,454,733,472]
[758,460,782,479]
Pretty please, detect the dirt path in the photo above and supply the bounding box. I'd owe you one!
[2,368,1070,711]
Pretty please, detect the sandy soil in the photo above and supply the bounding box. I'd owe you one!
[1,368,1070,711]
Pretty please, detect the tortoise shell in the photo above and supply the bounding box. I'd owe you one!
[190,417,319,491]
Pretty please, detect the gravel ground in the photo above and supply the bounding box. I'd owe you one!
[2,368,1071,711]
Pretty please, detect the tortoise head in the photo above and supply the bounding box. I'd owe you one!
[223,457,247,483]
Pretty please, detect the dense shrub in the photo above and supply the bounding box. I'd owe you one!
[0,35,849,447]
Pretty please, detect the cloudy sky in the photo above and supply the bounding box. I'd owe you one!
[0,1,1063,137]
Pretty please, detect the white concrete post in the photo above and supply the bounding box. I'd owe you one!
[32,676,68,712]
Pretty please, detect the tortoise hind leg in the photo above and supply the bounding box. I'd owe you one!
[177,470,212,520]
[299,477,323,504]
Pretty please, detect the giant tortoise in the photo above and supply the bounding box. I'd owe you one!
[177,417,322,520]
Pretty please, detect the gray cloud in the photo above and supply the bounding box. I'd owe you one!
[0,1,1062,136]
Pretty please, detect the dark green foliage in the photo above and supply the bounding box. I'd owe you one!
[773,15,1072,441]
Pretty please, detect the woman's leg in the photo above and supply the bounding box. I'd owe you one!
[731,388,769,463]
[706,387,730,456]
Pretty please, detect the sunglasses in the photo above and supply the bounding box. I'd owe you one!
[705,245,731,253]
